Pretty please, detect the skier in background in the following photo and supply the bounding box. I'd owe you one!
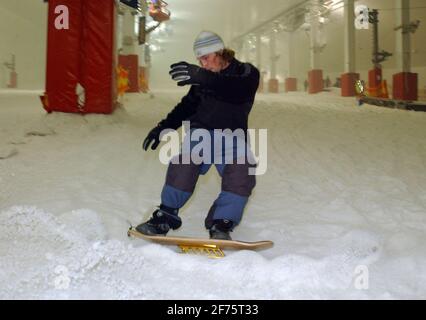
[325,76,331,88]
[136,31,260,240]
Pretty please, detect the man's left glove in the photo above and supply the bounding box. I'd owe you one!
[169,61,207,86]
[142,125,163,151]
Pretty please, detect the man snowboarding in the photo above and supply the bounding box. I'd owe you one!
[136,31,260,240]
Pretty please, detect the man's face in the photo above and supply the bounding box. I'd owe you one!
[198,53,222,72]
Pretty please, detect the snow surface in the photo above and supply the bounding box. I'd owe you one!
[1,88,426,299]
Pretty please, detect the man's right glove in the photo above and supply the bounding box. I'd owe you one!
[142,125,164,151]
[169,61,207,87]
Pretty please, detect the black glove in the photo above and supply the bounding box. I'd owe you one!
[142,125,163,151]
[169,61,207,86]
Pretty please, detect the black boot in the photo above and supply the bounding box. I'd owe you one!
[209,219,234,240]
[136,205,181,236]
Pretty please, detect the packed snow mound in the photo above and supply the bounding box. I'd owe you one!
[2,206,423,299]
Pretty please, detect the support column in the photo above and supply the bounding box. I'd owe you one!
[367,9,389,97]
[268,31,279,93]
[393,0,417,101]
[285,32,297,92]
[138,2,150,92]
[341,0,360,96]
[119,8,139,92]
[244,39,251,63]
[236,41,245,62]
[237,40,244,62]
[255,34,264,93]
[308,1,323,94]
[255,34,262,71]
[310,12,320,70]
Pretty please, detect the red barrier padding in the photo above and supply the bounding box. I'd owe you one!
[268,79,279,93]
[7,71,17,88]
[341,72,360,97]
[308,69,323,94]
[368,67,382,90]
[285,78,297,92]
[393,72,418,101]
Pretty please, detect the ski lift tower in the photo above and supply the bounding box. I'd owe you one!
[368,9,392,96]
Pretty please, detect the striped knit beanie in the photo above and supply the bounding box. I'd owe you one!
[193,31,225,58]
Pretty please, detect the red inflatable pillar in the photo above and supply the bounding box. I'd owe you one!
[42,0,117,114]
[308,69,323,94]
[285,78,297,92]
[393,72,418,101]
[341,72,360,97]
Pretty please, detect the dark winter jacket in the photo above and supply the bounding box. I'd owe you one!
[158,58,260,131]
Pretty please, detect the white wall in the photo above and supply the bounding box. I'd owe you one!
[0,1,47,89]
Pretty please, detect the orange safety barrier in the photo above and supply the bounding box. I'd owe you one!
[367,80,389,99]
[117,65,130,96]
[118,55,139,93]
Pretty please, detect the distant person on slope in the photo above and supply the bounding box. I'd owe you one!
[136,31,260,240]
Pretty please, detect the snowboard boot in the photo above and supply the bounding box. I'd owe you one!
[136,205,182,236]
[209,219,234,240]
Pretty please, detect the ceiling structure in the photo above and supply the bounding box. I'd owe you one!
[161,0,307,45]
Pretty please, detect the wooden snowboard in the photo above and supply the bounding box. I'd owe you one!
[127,227,273,257]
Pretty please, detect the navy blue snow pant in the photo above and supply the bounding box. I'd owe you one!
[160,129,256,229]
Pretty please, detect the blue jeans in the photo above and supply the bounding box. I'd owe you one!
[160,129,256,228]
